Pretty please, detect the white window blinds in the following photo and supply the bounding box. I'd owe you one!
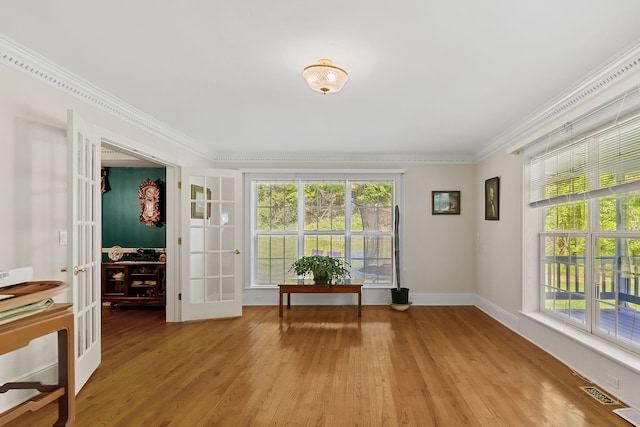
[530,112,640,206]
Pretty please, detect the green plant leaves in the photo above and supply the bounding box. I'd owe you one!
[288,255,350,284]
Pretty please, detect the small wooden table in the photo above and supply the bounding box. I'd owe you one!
[0,281,74,427]
[0,303,75,426]
[278,283,363,317]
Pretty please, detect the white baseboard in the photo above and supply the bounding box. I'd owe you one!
[470,296,640,411]
[517,312,640,411]
[242,287,476,306]
[614,408,640,426]
[412,292,476,306]
[474,295,520,332]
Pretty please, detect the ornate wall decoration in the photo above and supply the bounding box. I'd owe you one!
[139,179,161,226]
[101,167,111,194]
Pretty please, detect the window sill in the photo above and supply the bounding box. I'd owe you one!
[521,311,640,375]
[246,283,392,289]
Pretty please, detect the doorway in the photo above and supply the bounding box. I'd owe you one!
[101,142,179,322]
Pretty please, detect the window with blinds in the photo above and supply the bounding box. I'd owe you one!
[530,113,640,206]
[529,107,640,353]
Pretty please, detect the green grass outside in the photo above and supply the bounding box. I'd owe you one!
[254,229,392,283]
[545,298,639,312]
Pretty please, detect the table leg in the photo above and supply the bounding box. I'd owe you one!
[54,320,75,427]
[358,290,362,317]
[279,290,283,317]
[287,293,291,309]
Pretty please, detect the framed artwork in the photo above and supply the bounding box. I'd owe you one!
[191,184,212,219]
[432,191,460,215]
[101,167,111,194]
[485,177,500,220]
[138,179,161,226]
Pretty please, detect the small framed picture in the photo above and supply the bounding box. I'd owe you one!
[432,191,460,215]
[190,184,212,219]
[485,177,500,220]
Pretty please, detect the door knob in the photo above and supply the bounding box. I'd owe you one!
[234,249,241,254]
[73,266,87,275]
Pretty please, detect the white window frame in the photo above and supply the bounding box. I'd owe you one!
[243,169,404,288]
[527,107,640,354]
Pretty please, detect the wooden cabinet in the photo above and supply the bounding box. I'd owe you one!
[102,262,166,307]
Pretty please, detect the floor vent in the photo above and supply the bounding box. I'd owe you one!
[580,386,619,405]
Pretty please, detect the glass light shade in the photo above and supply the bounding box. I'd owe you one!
[302,59,348,94]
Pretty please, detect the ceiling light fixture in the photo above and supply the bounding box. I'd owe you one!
[302,59,348,94]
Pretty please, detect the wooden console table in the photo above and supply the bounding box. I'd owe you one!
[0,281,74,426]
[278,283,363,317]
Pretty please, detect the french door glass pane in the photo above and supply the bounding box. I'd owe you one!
[221,277,235,301]
[206,277,220,302]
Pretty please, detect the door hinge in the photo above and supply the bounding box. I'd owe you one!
[178,237,182,245]
[178,181,182,189]
[178,293,182,301]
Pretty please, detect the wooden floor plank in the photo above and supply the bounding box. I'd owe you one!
[9,305,630,426]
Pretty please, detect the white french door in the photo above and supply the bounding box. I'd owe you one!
[67,110,101,393]
[180,168,243,321]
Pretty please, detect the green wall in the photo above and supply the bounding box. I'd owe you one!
[102,167,166,251]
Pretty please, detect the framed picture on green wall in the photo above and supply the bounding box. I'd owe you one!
[191,184,211,219]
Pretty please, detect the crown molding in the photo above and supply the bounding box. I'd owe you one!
[476,37,640,161]
[6,32,637,165]
[0,33,212,159]
[0,33,471,165]
[211,151,476,164]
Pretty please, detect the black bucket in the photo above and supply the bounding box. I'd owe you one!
[390,287,410,304]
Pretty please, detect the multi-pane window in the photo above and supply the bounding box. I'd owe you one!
[594,190,640,347]
[531,113,640,353]
[540,206,587,326]
[250,174,399,286]
[350,182,394,284]
[255,183,298,284]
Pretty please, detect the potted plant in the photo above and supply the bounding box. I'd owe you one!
[289,255,350,284]
[390,205,410,308]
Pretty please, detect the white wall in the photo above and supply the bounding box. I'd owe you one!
[403,163,477,299]
[0,97,70,411]
[475,150,523,314]
[0,63,215,412]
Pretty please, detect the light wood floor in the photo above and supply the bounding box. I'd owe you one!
[12,305,630,426]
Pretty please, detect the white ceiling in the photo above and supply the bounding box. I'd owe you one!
[2,1,640,162]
